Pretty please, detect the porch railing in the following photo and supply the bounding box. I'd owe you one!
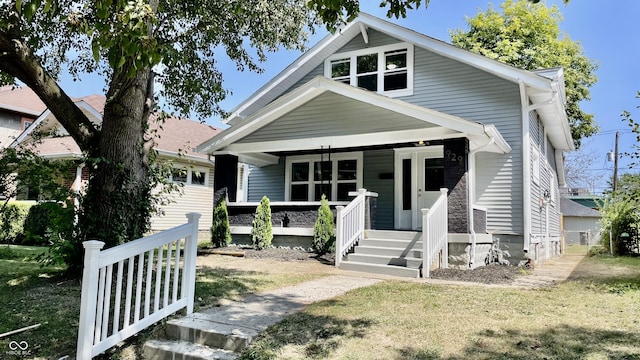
[421,188,448,278]
[77,213,200,359]
[335,188,368,267]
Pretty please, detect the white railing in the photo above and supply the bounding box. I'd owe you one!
[335,188,368,267]
[421,188,448,278]
[77,213,200,359]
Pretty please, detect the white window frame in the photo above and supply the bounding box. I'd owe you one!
[324,43,414,97]
[285,152,363,201]
[170,165,209,186]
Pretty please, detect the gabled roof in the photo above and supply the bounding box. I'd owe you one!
[10,90,220,162]
[197,76,511,165]
[560,197,601,218]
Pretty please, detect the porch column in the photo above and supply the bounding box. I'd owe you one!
[214,154,238,203]
[443,138,469,233]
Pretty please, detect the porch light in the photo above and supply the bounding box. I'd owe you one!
[386,63,397,70]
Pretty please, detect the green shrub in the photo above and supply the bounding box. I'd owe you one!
[251,196,273,250]
[0,201,34,243]
[23,201,75,245]
[211,197,232,248]
[312,194,335,255]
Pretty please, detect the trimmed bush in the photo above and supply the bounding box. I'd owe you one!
[251,196,273,250]
[0,201,34,243]
[211,197,232,248]
[23,202,75,246]
[312,194,335,255]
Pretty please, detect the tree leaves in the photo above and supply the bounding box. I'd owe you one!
[450,0,598,149]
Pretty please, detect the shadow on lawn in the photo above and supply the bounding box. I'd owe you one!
[194,266,272,310]
[239,307,375,360]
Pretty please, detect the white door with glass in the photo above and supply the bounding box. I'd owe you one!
[395,147,444,230]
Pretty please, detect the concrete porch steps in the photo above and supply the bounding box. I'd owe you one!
[338,230,426,278]
[143,275,382,359]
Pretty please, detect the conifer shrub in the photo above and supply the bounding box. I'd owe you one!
[251,196,273,250]
[211,197,232,248]
[312,194,335,255]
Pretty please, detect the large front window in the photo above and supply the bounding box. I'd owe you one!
[286,153,363,201]
[325,43,413,97]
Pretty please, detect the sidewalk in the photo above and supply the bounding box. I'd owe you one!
[144,254,585,359]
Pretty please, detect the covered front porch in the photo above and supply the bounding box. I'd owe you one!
[197,77,512,276]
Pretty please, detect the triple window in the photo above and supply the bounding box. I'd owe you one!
[286,153,363,201]
[325,43,413,97]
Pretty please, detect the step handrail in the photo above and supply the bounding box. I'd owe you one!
[335,188,368,266]
[77,213,200,359]
[421,188,448,278]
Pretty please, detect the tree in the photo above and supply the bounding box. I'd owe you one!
[0,0,562,273]
[312,194,335,255]
[450,0,598,148]
[563,148,604,194]
[251,196,272,250]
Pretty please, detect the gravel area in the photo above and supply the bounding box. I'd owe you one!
[200,245,525,284]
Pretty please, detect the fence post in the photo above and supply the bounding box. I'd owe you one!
[335,206,344,267]
[421,208,429,278]
[183,212,201,314]
[77,240,105,359]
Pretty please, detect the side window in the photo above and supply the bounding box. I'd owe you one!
[171,168,188,183]
[531,150,540,184]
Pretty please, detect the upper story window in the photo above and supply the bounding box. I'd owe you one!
[325,43,414,97]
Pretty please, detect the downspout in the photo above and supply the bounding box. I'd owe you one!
[468,130,495,268]
[519,79,532,258]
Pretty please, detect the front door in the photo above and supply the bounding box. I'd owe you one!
[395,146,444,230]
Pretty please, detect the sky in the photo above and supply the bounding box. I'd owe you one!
[59,0,640,194]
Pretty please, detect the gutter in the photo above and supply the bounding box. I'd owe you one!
[519,79,532,257]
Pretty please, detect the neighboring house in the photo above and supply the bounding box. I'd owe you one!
[197,14,572,275]
[560,197,602,246]
[565,195,603,210]
[7,87,222,232]
[0,85,45,149]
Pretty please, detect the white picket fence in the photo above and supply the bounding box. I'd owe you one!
[77,213,200,359]
[421,188,448,278]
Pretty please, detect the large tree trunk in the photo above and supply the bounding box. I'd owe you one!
[77,66,154,257]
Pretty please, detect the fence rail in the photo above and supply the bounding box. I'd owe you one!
[421,188,448,278]
[77,213,200,359]
[335,189,368,267]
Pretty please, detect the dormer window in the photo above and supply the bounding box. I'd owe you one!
[325,43,413,97]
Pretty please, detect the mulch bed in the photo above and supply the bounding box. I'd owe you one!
[200,245,524,284]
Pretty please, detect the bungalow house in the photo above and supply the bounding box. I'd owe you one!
[7,87,223,235]
[197,13,571,277]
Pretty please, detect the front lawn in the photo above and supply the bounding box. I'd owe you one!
[241,255,640,359]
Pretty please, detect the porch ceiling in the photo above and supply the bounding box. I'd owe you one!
[197,77,511,166]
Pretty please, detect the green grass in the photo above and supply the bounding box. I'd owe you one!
[240,255,640,360]
[0,245,327,359]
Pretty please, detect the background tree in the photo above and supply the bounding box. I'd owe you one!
[450,0,597,148]
[563,148,605,194]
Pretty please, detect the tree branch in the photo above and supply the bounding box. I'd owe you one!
[0,29,98,150]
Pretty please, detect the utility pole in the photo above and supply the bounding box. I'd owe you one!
[613,130,619,192]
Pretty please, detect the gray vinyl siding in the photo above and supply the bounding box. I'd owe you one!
[238,92,434,143]
[253,31,525,234]
[363,149,395,230]
[247,158,285,201]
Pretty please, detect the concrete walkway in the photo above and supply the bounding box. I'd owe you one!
[144,255,585,359]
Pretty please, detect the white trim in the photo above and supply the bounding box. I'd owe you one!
[520,80,532,256]
[324,43,414,97]
[284,152,363,202]
[170,164,210,187]
[197,77,509,155]
[224,13,555,125]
